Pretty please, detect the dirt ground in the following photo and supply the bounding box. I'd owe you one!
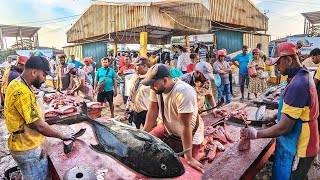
[0,85,319,179]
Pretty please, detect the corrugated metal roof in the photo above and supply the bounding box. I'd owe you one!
[66,0,267,43]
[0,24,40,37]
[301,11,320,25]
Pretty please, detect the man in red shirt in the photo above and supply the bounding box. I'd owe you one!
[186,54,200,73]
[118,55,135,104]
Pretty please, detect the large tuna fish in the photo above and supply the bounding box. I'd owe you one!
[57,102,185,178]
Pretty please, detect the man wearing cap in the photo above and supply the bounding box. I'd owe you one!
[232,45,253,101]
[213,49,232,104]
[66,63,93,101]
[118,55,135,105]
[241,42,319,179]
[95,57,117,118]
[56,55,71,91]
[142,64,205,173]
[1,56,28,106]
[126,57,151,128]
[4,56,75,179]
[180,61,217,112]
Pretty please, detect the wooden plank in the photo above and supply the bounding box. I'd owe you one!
[203,125,273,179]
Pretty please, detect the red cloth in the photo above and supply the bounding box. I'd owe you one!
[149,123,203,160]
[119,56,125,67]
[186,64,194,73]
[118,65,135,75]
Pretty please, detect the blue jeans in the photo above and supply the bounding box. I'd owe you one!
[218,83,231,104]
[10,146,48,180]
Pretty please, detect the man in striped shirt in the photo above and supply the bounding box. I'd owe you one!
[199,44,208,62]
[241,42,319,179]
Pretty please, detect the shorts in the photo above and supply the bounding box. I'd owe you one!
[149,123,204,160]
[97,91,114,104]
[290,156,315,180]
[239,74,249,87]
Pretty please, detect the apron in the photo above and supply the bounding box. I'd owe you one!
[272,81,302,179]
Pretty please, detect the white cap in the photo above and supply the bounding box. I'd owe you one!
[65,63,76,74]
[195,61,215,80]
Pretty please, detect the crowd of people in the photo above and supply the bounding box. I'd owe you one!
[1,41,320,179]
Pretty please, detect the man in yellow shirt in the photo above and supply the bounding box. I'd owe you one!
[5,56,75,179]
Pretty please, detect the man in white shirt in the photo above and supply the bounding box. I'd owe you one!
[177,47,191,74]
[126,57,151,129]
[142,64,204,173]
[1,56,15,70]
[65,64,93,101]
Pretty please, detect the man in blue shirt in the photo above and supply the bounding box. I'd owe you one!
[232,45,253,101]
[94,57,118,118]
[69,55,83,68]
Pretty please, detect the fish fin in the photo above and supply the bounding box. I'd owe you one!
[90,144,105,153]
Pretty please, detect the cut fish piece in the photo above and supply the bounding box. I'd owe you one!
[59,106,77,114]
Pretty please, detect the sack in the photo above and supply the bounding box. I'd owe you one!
[260,71,269,79]
[248,66,257,78]
[98,68,110,93]
[163,134,183,153]
[214,74,221,87]
[97,79,106,93]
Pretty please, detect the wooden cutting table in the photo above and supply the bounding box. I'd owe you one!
[47,103,275,180]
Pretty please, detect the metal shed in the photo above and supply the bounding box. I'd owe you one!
[66,0,267,43]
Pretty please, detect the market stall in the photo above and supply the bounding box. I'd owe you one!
[46,102,276,180]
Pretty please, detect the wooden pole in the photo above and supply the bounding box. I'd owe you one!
[0,28,4,50]
[19,28,23,49]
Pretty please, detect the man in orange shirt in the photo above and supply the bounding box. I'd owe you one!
[119,53,125,68]
[118,55,135,104]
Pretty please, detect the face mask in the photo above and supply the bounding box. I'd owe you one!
[71,71,77,75]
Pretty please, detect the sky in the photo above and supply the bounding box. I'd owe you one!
[0,0,319,49]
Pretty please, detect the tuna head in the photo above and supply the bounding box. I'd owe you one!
[135,142,185,178]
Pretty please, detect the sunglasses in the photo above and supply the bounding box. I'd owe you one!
[17,63,25,66]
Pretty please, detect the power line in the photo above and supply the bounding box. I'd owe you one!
[260,1,320,8]
[8,15,81,26]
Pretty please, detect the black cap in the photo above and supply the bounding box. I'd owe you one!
[141,64,171,86]
[25,56,55,77]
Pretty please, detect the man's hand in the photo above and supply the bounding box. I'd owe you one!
[186,157,204,173]
[113,90,117,97]
[240,127,257,139]
[212,109,223,117]
[60,134,76,141]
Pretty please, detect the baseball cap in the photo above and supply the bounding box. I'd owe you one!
[268,42,296,65]
[132,57,150,66]
[296,40,305,45]
[25,56,55,77]
[141,64,171,86]
[216,49,227,59]
[252,48,260,53]
[195,61,215,80]
[65,63,76,74]
[17,56,28,64]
